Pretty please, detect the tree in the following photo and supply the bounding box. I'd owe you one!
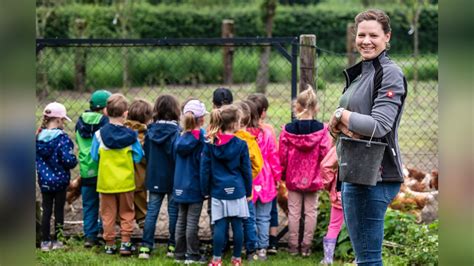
[255,0,277,94]
[399,0,429,91]
[114,0,135,90]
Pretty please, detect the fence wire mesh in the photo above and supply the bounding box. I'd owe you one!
[36,39,438,172]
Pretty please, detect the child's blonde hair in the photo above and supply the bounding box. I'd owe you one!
[182,112,198,132]
[106,93,129,118]
[295,85,318,119]
[128,98,153,124]
[235,101,251,128]
[207,104,241,144]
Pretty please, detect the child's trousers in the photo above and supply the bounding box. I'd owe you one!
[326,206,344,239]
[100,191,135,245]
[213,217,244,259]
[287,190,319,251]
[41,190,66,241]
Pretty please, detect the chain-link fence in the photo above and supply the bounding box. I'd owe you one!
[36,38,438,172]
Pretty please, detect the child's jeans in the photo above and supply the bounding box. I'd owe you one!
[270,198,279,228]
[287,190,319,251]
[326,206,344,239]
[41,190,66,241]
[175,202,203,258]
[242,201,257,252]
[142,192,178,249]
[81,184,100,240]
[213,217,244,258]
[100,191,135,245]
[255,200,272,249]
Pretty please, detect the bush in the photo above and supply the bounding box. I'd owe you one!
[38,47,437,91]
[37,3,438,54]
[384,209,439,265]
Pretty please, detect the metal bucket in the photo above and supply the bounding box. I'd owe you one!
[338,136,387,186]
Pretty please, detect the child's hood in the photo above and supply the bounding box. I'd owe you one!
[235,129,257,143]
[176,131,202,156]
[209,136,242,161]
[281,125,328,152]
[100,123,137,149]
[147,122,179,145]
[76,111,109,138]
[124,119,147,143]
[36,129,64,157]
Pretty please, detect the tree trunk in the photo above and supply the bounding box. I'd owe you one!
[413,5,422,91]
[74,19,87,92]
[256,0,276,94]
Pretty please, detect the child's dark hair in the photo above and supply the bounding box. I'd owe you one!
[243,100,260,128]
[153,94,181,122]
[295,85,318,119]
[128,98,153,124]
[247,93,269,117]
[212,87,233,108]
[207,104,241,144]
[106,93,129,118]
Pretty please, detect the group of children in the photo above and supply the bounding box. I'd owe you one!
[36,86,344,265]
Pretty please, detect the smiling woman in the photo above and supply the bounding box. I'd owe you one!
[328,9,408,266]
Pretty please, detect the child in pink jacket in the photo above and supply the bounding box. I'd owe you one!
[247,93,282,261]
[319,145,343,265]
[279,86,330,256]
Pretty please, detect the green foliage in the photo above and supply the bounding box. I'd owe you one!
[384,209,439,265]
[37,3,438,53]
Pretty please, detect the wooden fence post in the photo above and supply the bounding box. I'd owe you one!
[74,19,87,92]
[222,19,234,85]
[299,34,316,92]
[346,23,357,67]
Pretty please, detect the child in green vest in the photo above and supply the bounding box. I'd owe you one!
[75,89,111,248]
[90,93,144,256]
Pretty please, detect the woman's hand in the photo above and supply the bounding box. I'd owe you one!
[337,123,361,139]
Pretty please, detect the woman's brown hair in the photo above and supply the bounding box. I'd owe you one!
[354,9,391,34]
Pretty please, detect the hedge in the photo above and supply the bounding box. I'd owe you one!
[38,3,438,53]
[38,47,437,91]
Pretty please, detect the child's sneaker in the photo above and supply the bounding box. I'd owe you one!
[120,242,133,256]
[51,241,65,250]
[104,245,117,255]
[230,257,242,266]
[246,250,258,261]
[84,238,98,248]
[288,246,299,256]
[208,258,222,266]
[184,254,207,264]
[167,244,176,258]
[257,248,267,261]
[40,241,51,252]
[268,236,278,255]
[138,246,151,259]
[301,247,311,257]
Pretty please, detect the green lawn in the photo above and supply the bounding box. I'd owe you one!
[36,237,406,265]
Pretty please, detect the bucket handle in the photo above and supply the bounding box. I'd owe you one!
[366,124,377,147]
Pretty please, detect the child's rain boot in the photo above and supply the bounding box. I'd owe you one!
[320,237,337,265]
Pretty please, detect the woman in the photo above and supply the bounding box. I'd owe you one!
[329,9,407,265]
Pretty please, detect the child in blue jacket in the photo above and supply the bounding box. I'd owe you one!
[36,102,77,252]
[139,94,181,259]
[173,99,208,263]
[201,104,252,266]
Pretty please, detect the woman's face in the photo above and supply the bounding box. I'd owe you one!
[356,20,391,60]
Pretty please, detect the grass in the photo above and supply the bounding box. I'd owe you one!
[36,237,407,265]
